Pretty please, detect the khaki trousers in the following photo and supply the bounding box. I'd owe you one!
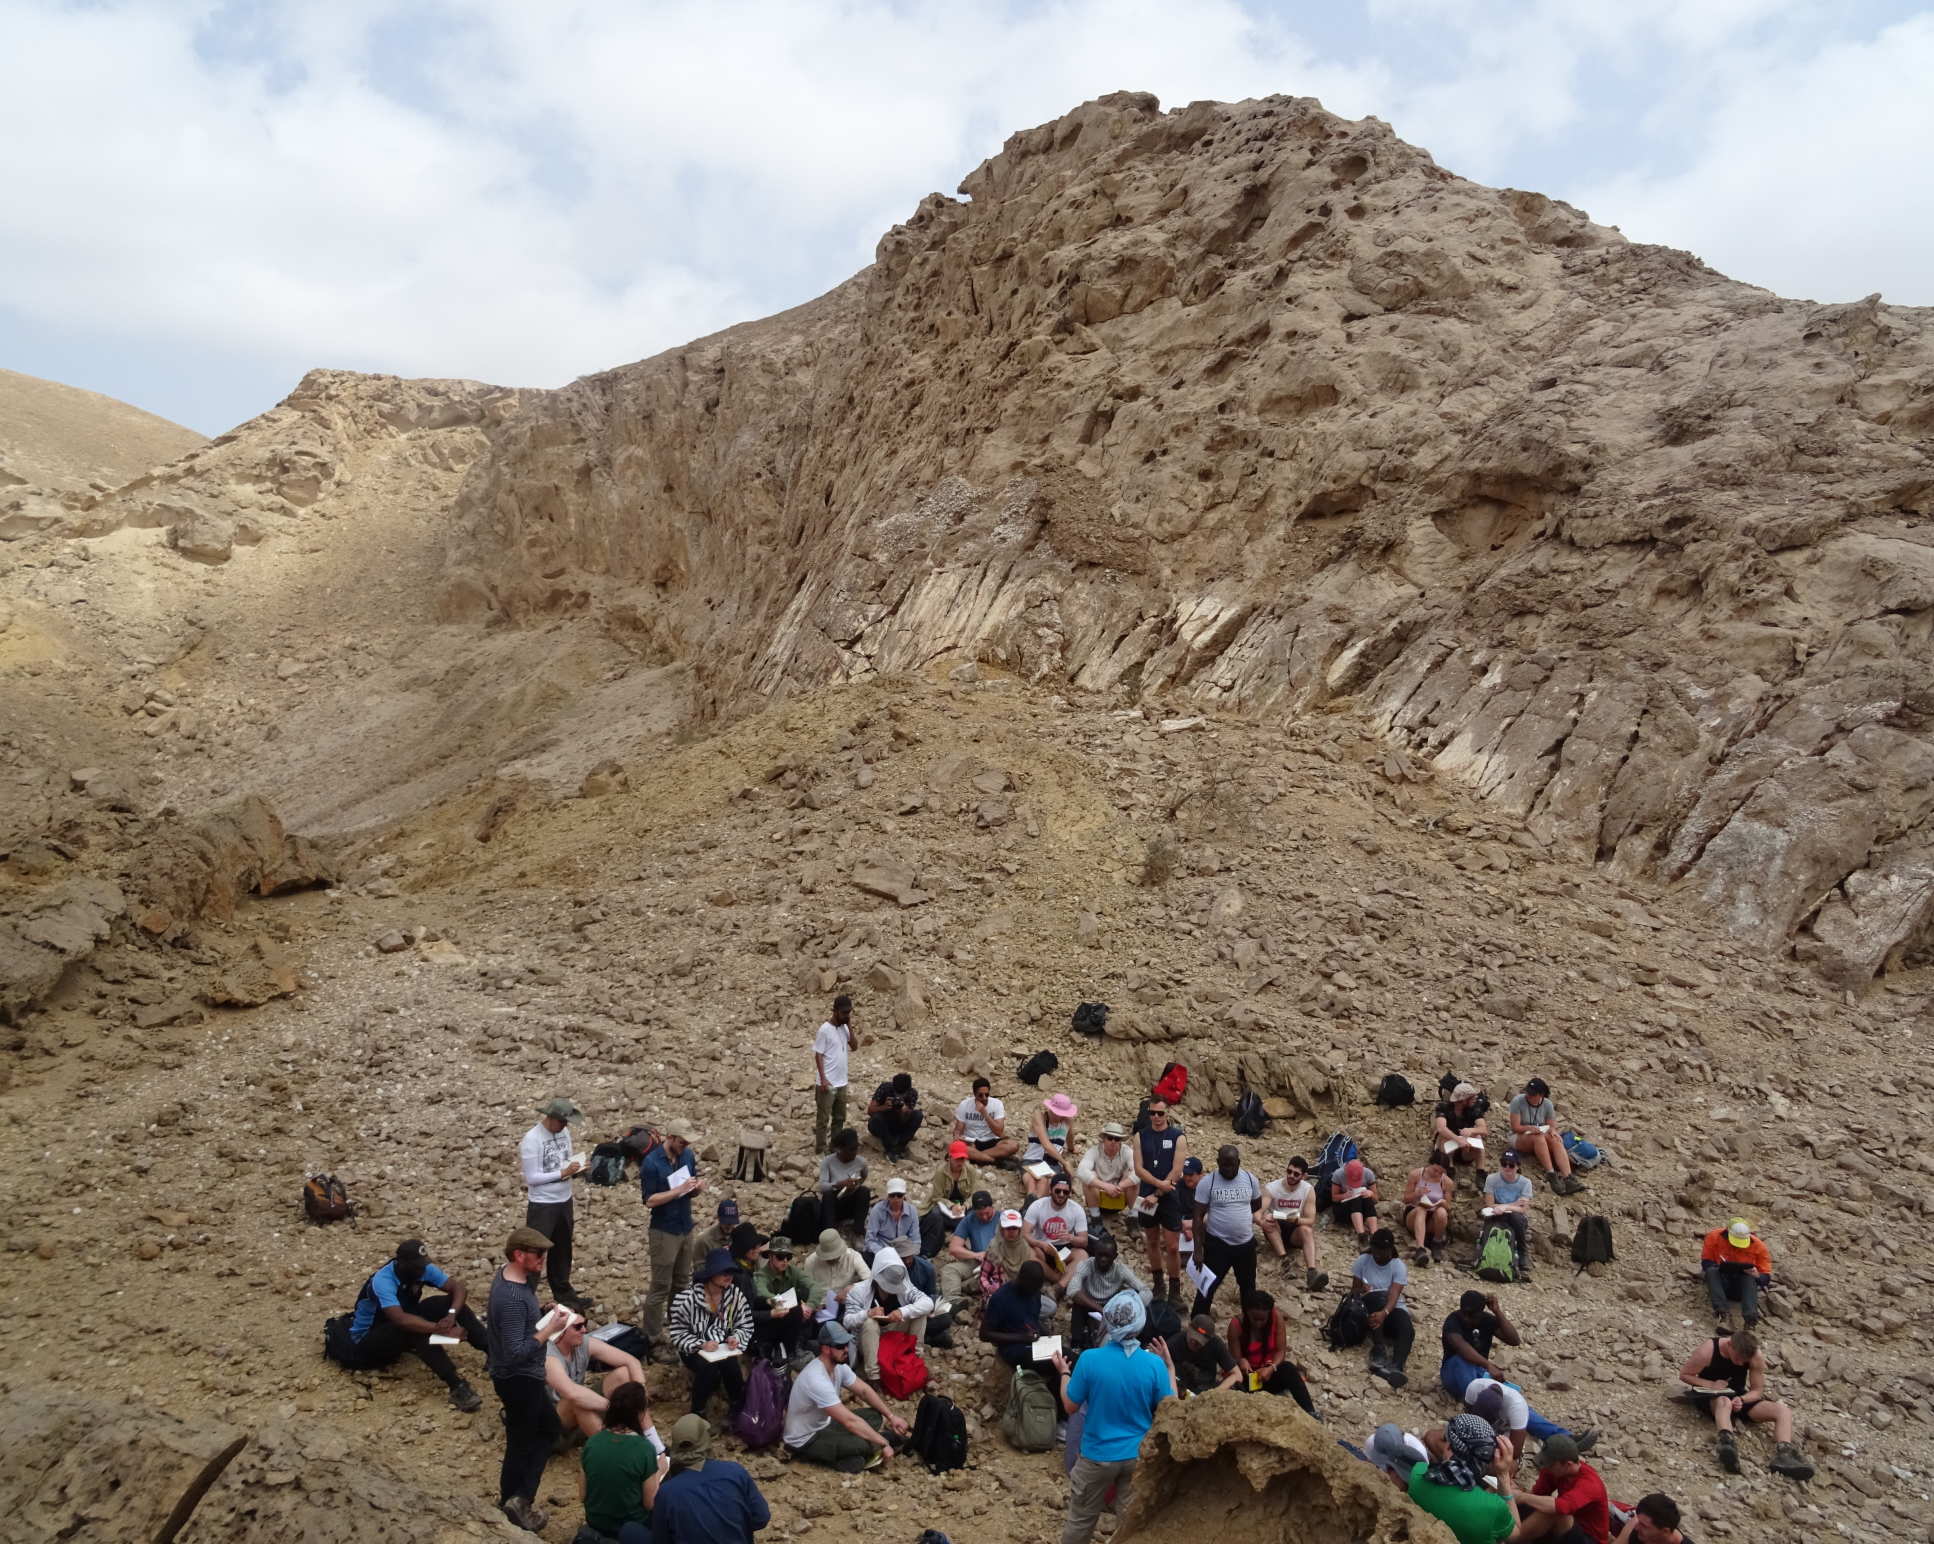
[645,1228,696,1341]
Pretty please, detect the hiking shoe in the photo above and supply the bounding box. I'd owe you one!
[1572,1429,1598,1455]
[1305,1268,1329,1293]
[1413,1248,1432,1267]
[1769,1442,1814,1482]
[1370,1363,1408,1390]
[860,1449,885,1471]
[1165,1278,1182,1305]
[1716,1431,1739,1474]
[557,1289,597,1311]
[501,1497,548,1532]
[448,1380,482,1413]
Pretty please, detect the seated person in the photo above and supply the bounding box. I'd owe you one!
[327,1237,487,1411]
[1481,1152,1534,1273]
[802,1228,871,1318]
[1328,1158,1380,1243]
[782,1321,908,1471]
[1441,1290,1522,1398]
[1433,1082,1490,1178]
[1675,1330,1812,1481]
[841,1247,933,1382]
[951,1077,1020,1164]
[866,1072,924,1161]
[863,1178,921,1263]
[1077,1121,1136,1222]
[1613,1494,1689,1544]
[1259,1154,1328,1292]
[1024,1171,1091,1273]
[1509,1079,1583,1195]
[576,1382,668,1544]
[1515,1434,1610,1544]
[816,1129,872,1232]
[1699,1218,1771,1329]
[668,1248,752,1421]
[1351,1229,1414,1389]
[979,1259,1065,1409]
[1402,1161,1454,1265]
[1171,1313,1241,1394]
[982,1207,1044,1294]
[1065,1232,1151,1350]
[1021,1093,1080,1199]
[546,1311,647,1438]
[1227,1290,1314,1414]
[651,1415,770,1544]
[750,1234,815,1361]
[922,1141,989,1255]
[1364,1422,1430,1491]
[940,1191,1001,1302]
[1407,1412,1517,1544]
[692,1199,741,1262]
[1465,1379,1597,1463]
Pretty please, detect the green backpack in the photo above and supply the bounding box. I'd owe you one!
[1001,1367,1057,1452]
[1476,1224,1518,1284]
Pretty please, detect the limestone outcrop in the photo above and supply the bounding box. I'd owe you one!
[441,91,1934,984]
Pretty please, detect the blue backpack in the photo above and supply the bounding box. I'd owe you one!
[1310,1131,1359,1213]
[1561,1131,1602,1170]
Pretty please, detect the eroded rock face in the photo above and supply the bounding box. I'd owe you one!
[439,91,1934,983]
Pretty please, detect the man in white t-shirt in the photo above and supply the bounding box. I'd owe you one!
[1259,1155,1328,1294]
[1466,1376,1598,1463]
[782,1321,908,1472]
[812,996,862,1154]
[1190,1144,1263,1316]
[951,1076,1019,1163]
[1023,1173,1091,1274]
[519,1097,592,1309]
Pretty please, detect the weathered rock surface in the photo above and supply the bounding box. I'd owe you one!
[441,91,1934,982]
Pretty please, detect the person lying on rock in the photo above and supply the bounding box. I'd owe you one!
[1465,1380,1598,1467]
[1402,1159,1454,1265]
[1699,1217,1772,1330]
[1509,1079,1584,1195]
[1326,1157,1381,1244]
[952,1075,1020,1165]
[1514,1433,1611,1544]
[546,1310,646,1442]
[1227,1290,1315,1413]
[1433,1082,1491,1180]
[1259,1154,1329,1293]
[1675,1329,1813,1481]
[327,1236,488,1412]
[782,1320,908,1471]
[1351,1228,1415,1389]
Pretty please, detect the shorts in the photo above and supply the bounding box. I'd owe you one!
[1331,1198,1377,1224]
[1138,1188,1185,1232]
[970,1138,1007,1155]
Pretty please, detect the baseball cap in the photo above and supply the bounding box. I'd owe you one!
[1368,1423,1429,1477]
[817,1320,854,1347]
[667,1414,713,1463]
[1726,1218,1752,1248]
[395,1238,431,1266]
[1469,1385,1509,1433]
[999,1209,1024,1228]
[885,1177,908,1195]
[1500,1150,1520,1167]
[663,1118,698,1141]
[537,1097,584,1122]
[947,1140,970,1160]
[716,1199,740,1224]
[506,1226,553,1253]
[1538,1434,1581,1468]
[970,1190,994,1209]
[1182,1157,1204,1177]
[1185,1314,1215,1345]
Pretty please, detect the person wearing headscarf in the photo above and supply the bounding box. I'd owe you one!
[841,1246,933,1382]
[1053,1289,1175,1544]
[1407,1412,1518,1543]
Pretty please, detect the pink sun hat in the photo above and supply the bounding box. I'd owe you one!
[1044,1093,1078,1119]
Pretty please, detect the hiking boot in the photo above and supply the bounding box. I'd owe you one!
[926,1327,954,1351]
[1715,1431,1739,1474]
[1572,1429,1598,1455]
[556,1288,597,1311]
[1769,1442,1814,1482]
[501,1497,548,1533]
[1165,1277,1183,1305]
[448,1380,482,1413]
[1413,1248,1432,1267]
[1305,1268,1329,1293]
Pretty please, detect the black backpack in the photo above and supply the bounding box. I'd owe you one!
[1437,1074,1490,1122]
[1071,1003,1109,1037]
[1232,1089,1268,1137]
[1571,1216,1615,1273]
[1016,1050,1060,1086]
[909,1392,969,1472]
[781,1192,824,1249]
[1326,1293,1371,1350]
[1375,1074,1415,1107]
[585,1142,629,1187]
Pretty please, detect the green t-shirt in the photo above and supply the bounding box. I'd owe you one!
[582,1429,661,1534]
[1407,1463,1513,1544]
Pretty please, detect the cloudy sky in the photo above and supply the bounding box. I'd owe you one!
[3,0,1930,434]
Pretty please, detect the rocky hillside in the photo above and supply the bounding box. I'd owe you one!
[443,91,1934,986]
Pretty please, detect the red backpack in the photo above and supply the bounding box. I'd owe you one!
[877,1330,930,1400]
[1152,1063,1189,1106]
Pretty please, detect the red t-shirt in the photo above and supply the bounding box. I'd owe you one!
[1533,1463,1610,1544]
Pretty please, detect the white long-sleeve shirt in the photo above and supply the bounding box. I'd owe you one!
[520,1121,574,1204]
[842,1247,934,1328]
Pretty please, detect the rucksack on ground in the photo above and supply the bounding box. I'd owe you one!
[733,1358,787,1449]
[620,1124,661,1161]
[1232,1089,1268,1137]
[303,1174,352,1223]
[1152,1062,1189,1106]
[1001,1367,1057,1452]
[1475,1223,1519,1283]
[781,1192,824,1248]
[877,1330,930,1400]
[909,1393,969,1472]
[1308,1131,1358,1213]
[1571,1215,1615,1272]
[1016,1050,1059,1086]
[1562,1130,1603,1170]
[732,1127,771,1183]
[585,1142,629,1187]
[1071,1003,1109,1037]
[1326,1293,1370,1350]
[1375,1073,1415,1107]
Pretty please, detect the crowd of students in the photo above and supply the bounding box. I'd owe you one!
[322,997,1812,1544]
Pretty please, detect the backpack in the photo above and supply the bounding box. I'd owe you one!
[782,1192,825,1249]
[909,1392,969,1473]
[1475,1224,1519,1283]
[1016,1050,1060,1086]
[1308,1131,1358,1214]
[1232,1089,1268,1137]
[1001,1367,1057,1452]
[1071,1003,1109,1038]
[1375,1074,1415,1107]
[732,1357,787,1449]
[620,1125,662,1162]
[1326,1293,1370,1350]
[877,1330,930,1400]
[585,1142,629,1187]
[1152,1062,1189,1106]
[732,1127,771,1184]
[1571,1215,1615,1273]
[303,1174,352,1223]
[321,1312,357,1365]
[1561,1131,1602,1170]
[1437,1075,1490,1123]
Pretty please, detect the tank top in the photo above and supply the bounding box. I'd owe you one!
[1138,1124,1180,1191]
[1698,1337,1749,1395]
[1025,1119,1071,1162]
[1232,1311,1280,1368]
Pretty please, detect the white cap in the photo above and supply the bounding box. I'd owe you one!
[885,1177,908,1195]
[1000,1209,1024,1228]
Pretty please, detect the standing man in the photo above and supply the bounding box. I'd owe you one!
[649,1413,771,1544]
[1190,1144,1263,1316]
[521,1097,593,1310]
[488,1226,571,1532]
[1052,1291,1175,1544]
[1132,1097,1189,1304]
[813,995,861,1154]
[640,1119,707,1349]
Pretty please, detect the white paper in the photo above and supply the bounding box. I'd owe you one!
[1340,1188,1367,1202]
[1088,1312,1104,1323]
[1032,1335,1062,1361]
[698,1346,738,1363]
[665,1164,693,1190]
[931,1299,952,1317]
[938,1202,964,1220]
[1270,1205,1295,1219]
[1133,1195,1157,1216]
[1184,1259,1217,1297]
[428,1333,461,1345]
[1055,1244,1072,1263]
[1026,1161,1055,1178]
[1178,1236,1194,1255]
[1467,1137,1485,1151]
[1481,1207,1496,1217]
[588,1323,630,1343]
[535,1307,571,1339]
[769,1289,798,1312]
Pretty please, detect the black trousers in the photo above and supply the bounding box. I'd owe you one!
[1369,1306,1415,1371]
[755,1309,808,1359]
[1249,1362,1316,1415]
[493,1374,561,1506]
[682,1351,748,1418]
[340,1294,484,1387]
[820,1185,871,1232]
[1191,1233,1259,1317]
[524,1198,577,1295]
[867,1108,925,1149]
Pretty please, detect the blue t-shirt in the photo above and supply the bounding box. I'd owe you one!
[953,1211,1000,1252]
[1065,1343,1173,1462]
[1484,1173,1533,1208]
[350,1260,449,1340]
[640,1148,697,1233]
[983,1281,1042,1365]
